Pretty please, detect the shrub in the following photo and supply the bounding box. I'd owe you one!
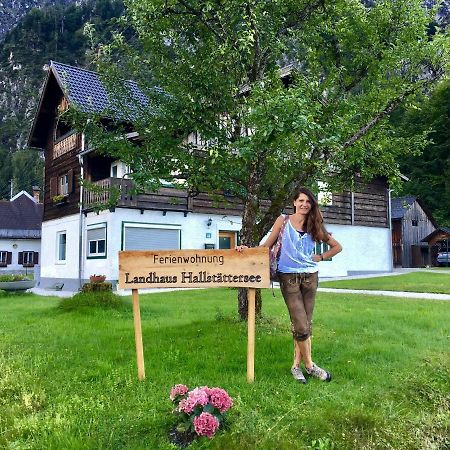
[81,281,112,293]
[59,290,124,311]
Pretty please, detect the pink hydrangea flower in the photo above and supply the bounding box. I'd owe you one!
[193,412,220,438]
[208,387,233,413]
[169,384,189,401]
[178,387,209,413]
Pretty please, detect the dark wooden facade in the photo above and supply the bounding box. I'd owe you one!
[391,198,437,267]
[31,67,390,228]
[81,173,389,227]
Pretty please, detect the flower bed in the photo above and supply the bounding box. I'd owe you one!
[0,274,35,291]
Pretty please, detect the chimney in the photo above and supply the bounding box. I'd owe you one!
[32,186,41,203]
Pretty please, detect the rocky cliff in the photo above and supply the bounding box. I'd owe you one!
[0,0,79,41]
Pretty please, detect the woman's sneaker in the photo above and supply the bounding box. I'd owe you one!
[291,366,307,384]
[305,363,332,382]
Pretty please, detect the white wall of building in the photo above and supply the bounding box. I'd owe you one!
[314,224,392,277]
[260,223,392,278]
[40,214,80,279]
[40,209,243,286]
[40,210,392,289]
[0,238,41,272]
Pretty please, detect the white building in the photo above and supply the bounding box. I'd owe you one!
[0,190,42,275]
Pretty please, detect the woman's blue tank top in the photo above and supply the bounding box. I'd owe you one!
[277,218,318,274]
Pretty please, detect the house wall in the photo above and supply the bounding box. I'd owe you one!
[400,202,436,267]
[39,208,244,290]
[260,224,392,278]
[323,177,389,228]
[322,225,392,276]
[0,238,41,274]
[39,210,392,290]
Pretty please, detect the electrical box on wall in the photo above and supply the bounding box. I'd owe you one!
[204,244,215,249]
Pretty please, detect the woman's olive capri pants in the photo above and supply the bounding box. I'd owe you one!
[279,272,318,341]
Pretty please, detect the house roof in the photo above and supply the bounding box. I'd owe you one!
[0,191,43,239]
[50,61,149,115]
[28,61,153,149]
[391,195,439,228]
[391,196,417,219]
[421,227,450,243]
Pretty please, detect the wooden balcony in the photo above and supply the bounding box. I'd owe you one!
[82,178,244,216]
[53,132,81,159]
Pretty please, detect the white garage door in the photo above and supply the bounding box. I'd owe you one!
[124,226,180,250]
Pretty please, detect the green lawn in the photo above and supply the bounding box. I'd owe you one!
[0,289,448,449]
[320,272,450,294]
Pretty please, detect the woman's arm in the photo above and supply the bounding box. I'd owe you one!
[312,234,343,262]
[235,215,286,252]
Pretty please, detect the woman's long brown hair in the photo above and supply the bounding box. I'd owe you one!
[292,186,329,242]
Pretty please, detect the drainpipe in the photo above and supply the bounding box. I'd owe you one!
[78,133,85,290]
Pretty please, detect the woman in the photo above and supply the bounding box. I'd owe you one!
[237,186,342,383]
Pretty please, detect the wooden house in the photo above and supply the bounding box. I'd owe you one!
[0,190,43,275]
[390,196,437,267]
[28,61,393,291]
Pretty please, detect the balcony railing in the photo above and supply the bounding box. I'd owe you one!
[53,133,81,159]
[82,178,244,216]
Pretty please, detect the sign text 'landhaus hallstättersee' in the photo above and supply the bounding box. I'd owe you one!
[118,248,269,289]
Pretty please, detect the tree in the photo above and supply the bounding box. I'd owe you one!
[394,80,450,226]
[11,150,44,196]
[80,0,449,318]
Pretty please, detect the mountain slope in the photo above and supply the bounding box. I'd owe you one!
[0,0,124,198]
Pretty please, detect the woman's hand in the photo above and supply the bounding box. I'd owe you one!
[312,254,322,262]
[235,245,249,252]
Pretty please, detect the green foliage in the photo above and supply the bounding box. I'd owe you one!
[320,272,450,294]
[81,0,449,244]
[0,274,33,282]
[81,281,113,292]
[11,149,44,194]
[59,289,122,311]
[0,288,449,448]
[393,80,450,226]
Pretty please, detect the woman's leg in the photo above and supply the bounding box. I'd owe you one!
[300,273,331,381]
[296,337,312,368]
[293,340,302,367]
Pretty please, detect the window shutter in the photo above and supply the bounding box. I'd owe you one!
[68,169,74,193]
[50,177,57,198]
[18,252,23,264]
[6,252,12,264]
[33,252,39,264]
[124,227,180,251]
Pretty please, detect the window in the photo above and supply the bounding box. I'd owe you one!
[412,219,418,227]
[123,223,181,250]
[87,224,107,258]
[23,251,34,266]
[0,251,11,267]
[59,174,69,195]
[57,232,67,262]
[18,251,38,267]
[315,242,332,261]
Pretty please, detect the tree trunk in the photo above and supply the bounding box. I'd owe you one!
[237,162,263,320]
[238,287,262,320]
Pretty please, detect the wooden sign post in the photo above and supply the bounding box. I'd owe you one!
[118,248,269,383]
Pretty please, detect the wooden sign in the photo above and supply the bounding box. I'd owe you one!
[118,248,269,289]
[119,247,269,383]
